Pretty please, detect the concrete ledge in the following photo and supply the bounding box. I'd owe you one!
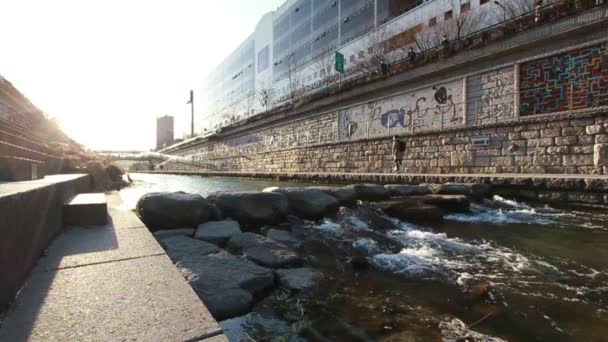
[0,156,45,181]
[0,192,224,341]
[0,174,91,310]
[63,193,108,227]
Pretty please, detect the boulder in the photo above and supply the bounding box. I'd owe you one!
[438,183,492,197]
[153,228,195,240]
[207,191,288,226]
[195,219,242,245]
[276,268,319,291]
[347,184,391,201]
[177,254,275,320]
[411,194,470,213]
[306,186,357,206]
[384,184,433,196]
[266,229,300,247]
[86,161,111,191]
[380,200,444,224]
[159,235,220,262]
[437,183,472,196]
[271,188,340,220]
[227,233,301,268]
[136,192,218,231]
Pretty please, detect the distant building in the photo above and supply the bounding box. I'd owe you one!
[197,0,512,133]
[156,115,174,150]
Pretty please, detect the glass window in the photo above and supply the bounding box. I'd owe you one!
[258,45,269,73]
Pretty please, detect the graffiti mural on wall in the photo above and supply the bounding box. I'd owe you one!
[338,79,465,140]
[519,43,608,116]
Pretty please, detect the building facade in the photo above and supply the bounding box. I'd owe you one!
[156,115,174,150]
[197,0,528,135]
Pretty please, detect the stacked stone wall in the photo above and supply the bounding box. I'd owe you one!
[163,111,608,176]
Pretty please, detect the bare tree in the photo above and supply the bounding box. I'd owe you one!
[497,0,535,20]
[283,52,302,103]
[445,0,489,42]
[355,26,391,73]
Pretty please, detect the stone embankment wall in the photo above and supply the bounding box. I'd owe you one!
[162,30,608,178]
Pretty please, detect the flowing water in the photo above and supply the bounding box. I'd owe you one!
[123,174,608,342]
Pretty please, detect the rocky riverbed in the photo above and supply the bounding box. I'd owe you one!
[127,174,608,341]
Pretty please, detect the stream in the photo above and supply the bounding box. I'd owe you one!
[121,173,608,341]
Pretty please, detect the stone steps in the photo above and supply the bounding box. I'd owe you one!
[63,193,108,227]
[0,156,46,181]
[0,140,62,173]
[0,128,57,156]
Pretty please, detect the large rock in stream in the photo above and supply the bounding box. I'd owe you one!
[347,184,391,202]
[276,268,320,291]
[206,191,288,226]
[177,254,275,320]
[227,232,301,268]
[136,192,218,231]
[195,219,242,245]
[384,184,433,196]
[411,194,471,212]
[306,186,357,206]
[158,235,219,262]
[264,187,339,219]
[438,183,491,197]
[380,200,444,224]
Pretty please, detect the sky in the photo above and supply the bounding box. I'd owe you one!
[0,0,281,151]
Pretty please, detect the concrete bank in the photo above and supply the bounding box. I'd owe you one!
[141,171,608,206]
[0,192,226,341]
[0,174,91,310]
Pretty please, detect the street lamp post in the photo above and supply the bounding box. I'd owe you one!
[494,1,507,21]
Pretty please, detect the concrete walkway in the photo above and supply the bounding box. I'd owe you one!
[0,192,226,342]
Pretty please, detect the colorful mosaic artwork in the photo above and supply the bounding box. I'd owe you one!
[519,43,608,116]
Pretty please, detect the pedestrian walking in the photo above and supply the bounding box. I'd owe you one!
[391,136,405,173]
[380,59,389,75]
[407,47,417,63]
[534,1,543,23]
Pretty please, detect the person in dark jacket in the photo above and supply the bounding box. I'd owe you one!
[391,135,405,173]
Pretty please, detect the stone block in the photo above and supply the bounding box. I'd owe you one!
[563,154,593,166]
[502,140,526,156]
[63,193,108,227]
[594,144,608,166]
[570,118,595,127]
[508,132,521,140]
[450,151,474,167]
[562,127,585,136]
[578,135,595,145]
[0,157,45,181]
[501,166,520,173]
[540,128,562,138]
[527,147,547,156]
[528,138,554,147]
[546,146,568,155]
[520,130,540,139]
[538,191,566,203]
[533,155,562,166]
[571,145,594,154]
[596,134,608,143]
[554,136,577,146]
[547,121,569,128]
[567,192,603,205]
[474,156,491,167]
[491,156,514,167]
[586,125,603,135]
[513,156,534,166]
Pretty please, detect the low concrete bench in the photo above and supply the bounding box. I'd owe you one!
[0,156,46,181]
[63,193,108,226]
